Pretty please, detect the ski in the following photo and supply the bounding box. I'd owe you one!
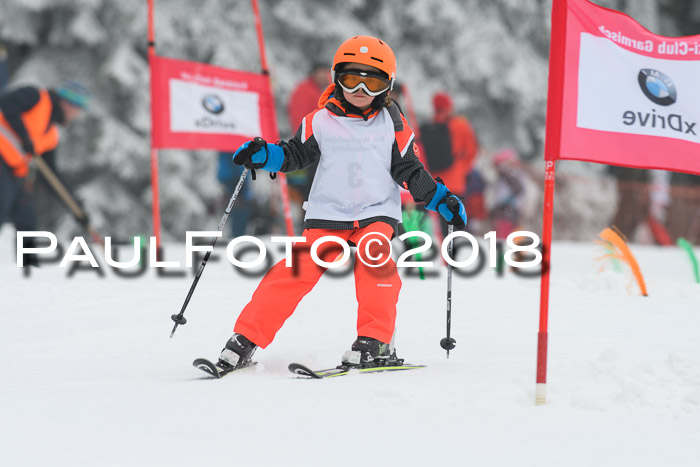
[288,362,426,379]
[193,358,256,379]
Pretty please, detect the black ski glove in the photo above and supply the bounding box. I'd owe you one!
[232,137,283,180]
[21,139,35,156]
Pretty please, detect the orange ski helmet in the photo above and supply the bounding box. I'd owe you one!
[331,35,396,90]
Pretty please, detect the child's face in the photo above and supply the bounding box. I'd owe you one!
[343,87,374,110]
[340,63,384,111]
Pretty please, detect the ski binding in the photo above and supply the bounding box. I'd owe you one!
[288,361,425,379]
[193,358,256,379]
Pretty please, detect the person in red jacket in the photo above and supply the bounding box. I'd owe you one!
[0,81,90,265]
[287,62,331,132]
[285,63,332,205]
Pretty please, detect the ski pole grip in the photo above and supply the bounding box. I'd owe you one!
[250,136,266,153]
[244,137,267,181]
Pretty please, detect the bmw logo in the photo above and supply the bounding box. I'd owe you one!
[202,95,225,114]
[638,69,676,106]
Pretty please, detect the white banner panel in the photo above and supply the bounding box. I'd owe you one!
[169,79,262,136]
[577,33,700,144]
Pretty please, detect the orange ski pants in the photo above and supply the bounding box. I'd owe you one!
[234,222,401,348]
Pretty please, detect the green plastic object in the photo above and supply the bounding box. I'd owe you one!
[604,243,623,273]
[402,209,431,280]
[677,237,699,284]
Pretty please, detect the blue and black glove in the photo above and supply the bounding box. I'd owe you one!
[426,180,467,229]
[232,137,284,180]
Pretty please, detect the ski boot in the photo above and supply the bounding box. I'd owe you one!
[341,336,403,368]
[218,333,257,370]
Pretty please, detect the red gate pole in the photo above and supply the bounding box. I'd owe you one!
[147,0,162,248]
[251,0,295,236]
[537,0,568,405]
[536,160,556,405]
[400,84,422,145]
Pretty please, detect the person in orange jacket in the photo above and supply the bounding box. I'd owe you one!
[420,91,479,235]
[420,92,479,197]
[0,81,90,265]
[216,36,467,370]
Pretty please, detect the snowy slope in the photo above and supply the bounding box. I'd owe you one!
[0,229,699,466]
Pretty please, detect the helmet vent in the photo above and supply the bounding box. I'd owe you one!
[370,56,384,63]
[343,52,356,56]
[378,39,384,45]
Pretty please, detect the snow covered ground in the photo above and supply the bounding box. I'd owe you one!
[1,229,699,466]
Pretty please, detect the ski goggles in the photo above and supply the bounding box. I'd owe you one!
[337,69,391,96]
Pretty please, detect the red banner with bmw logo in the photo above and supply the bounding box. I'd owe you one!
[546,0,700,175]
[150,55,279,150]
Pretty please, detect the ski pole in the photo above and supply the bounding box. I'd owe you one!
[440,197,459,358]
[170,166,251,338]
[33,156,104,247]
[439,224,456,358]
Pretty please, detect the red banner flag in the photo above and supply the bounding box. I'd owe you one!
[150,55,279,151]
[545,0,700,175]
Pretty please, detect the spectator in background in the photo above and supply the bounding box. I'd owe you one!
[287,62,332,132]
[420,92,478,198]
[465,168,487,235]
[285,62,332,209]
[420,91,479,235]
[217,152,253,238]
[0,81,89,265]
[490,148,527,239]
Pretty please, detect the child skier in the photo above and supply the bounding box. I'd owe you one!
[219,35,466,369]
